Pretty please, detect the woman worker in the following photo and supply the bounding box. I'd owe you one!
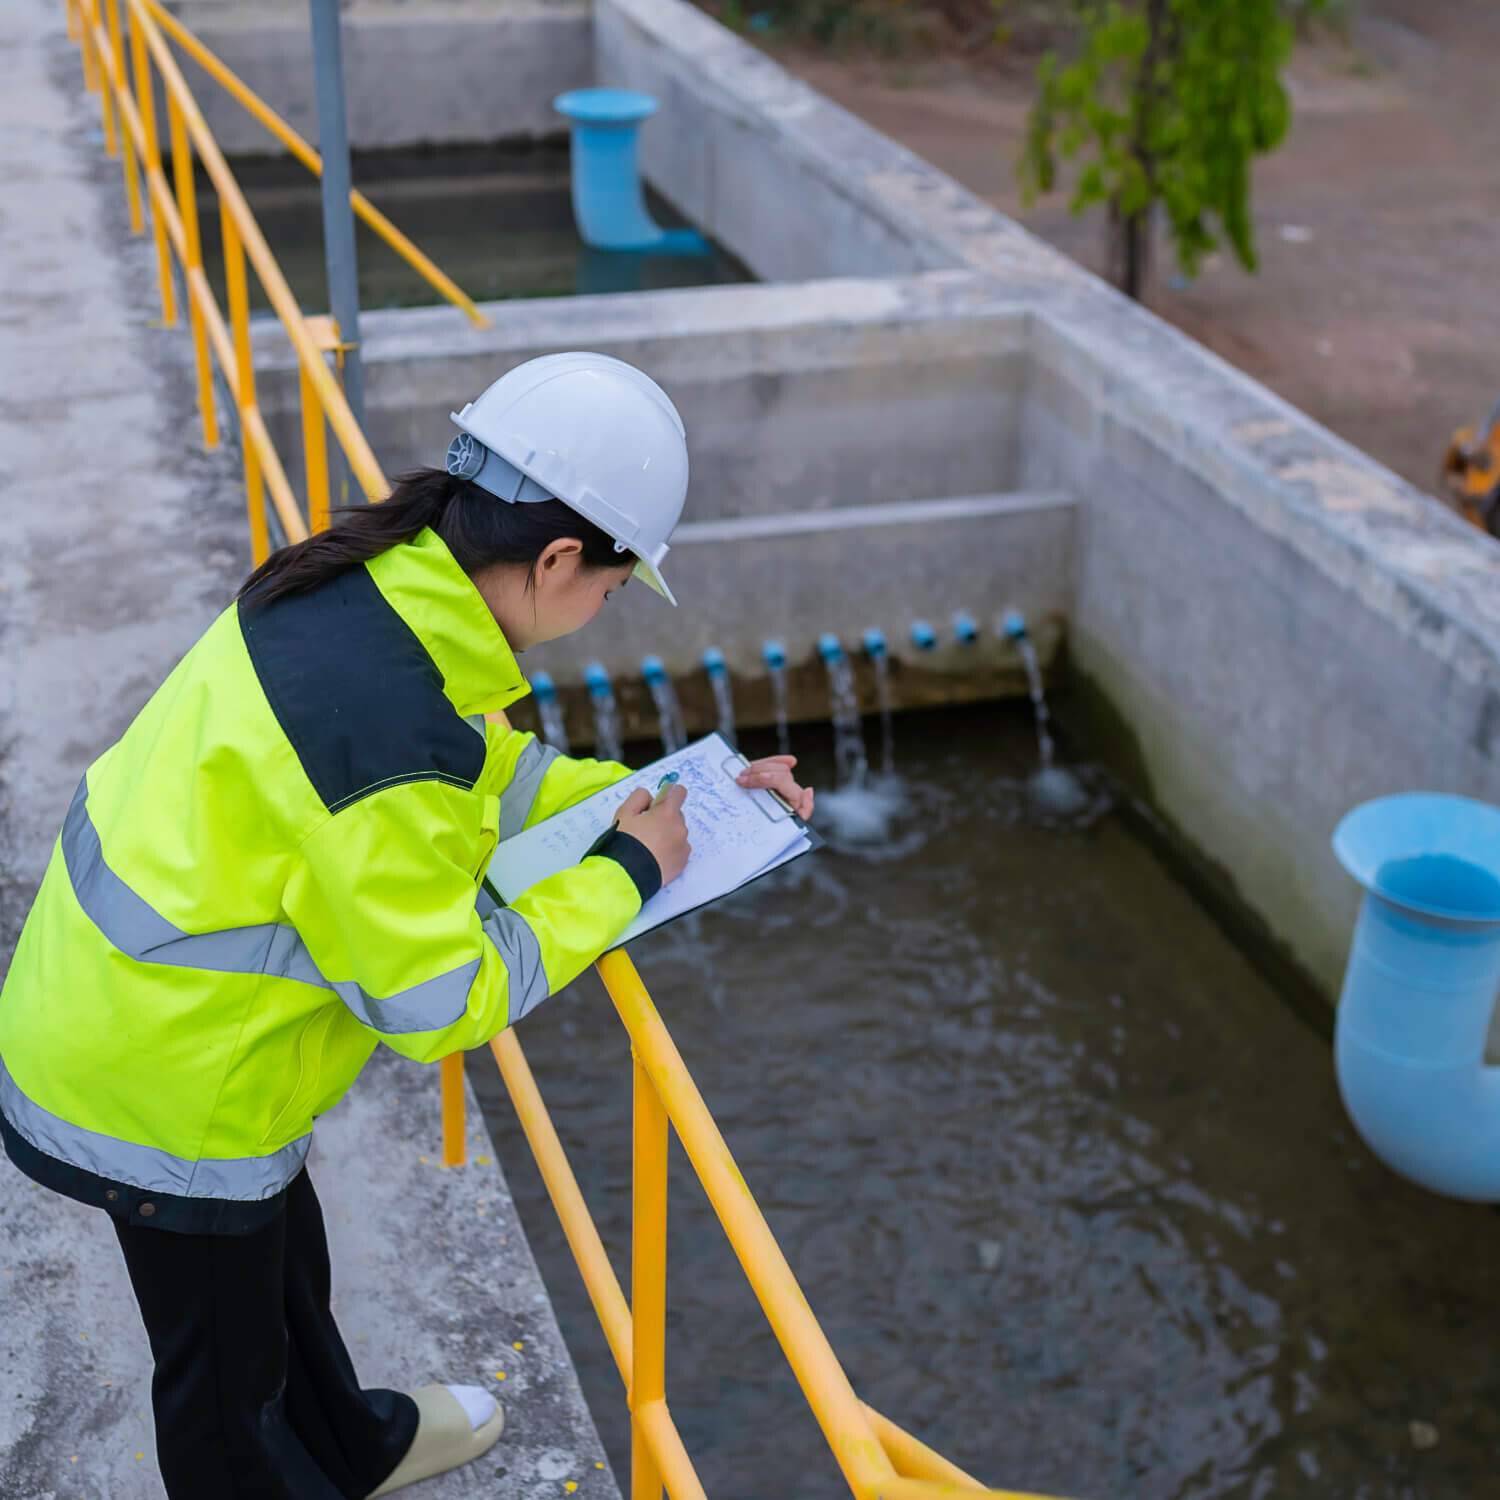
[0,352,815,1498]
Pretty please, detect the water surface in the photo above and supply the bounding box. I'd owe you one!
[196,142,750,314]
[471,703,1500,1499]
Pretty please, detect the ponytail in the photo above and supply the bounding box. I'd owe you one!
[238,468,624,608]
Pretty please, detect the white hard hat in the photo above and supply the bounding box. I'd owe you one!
[445,352,688,605]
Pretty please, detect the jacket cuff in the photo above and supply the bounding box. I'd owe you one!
[587,829,662,904]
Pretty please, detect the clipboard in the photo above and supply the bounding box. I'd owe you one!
[486,733,821,947]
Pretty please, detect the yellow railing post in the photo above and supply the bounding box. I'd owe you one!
[127,0,174,326]
[631,1054,669,1500]
[84,0,118,153]
[78,0,101,95]
[103,0,143,233]
[166,91,218,450]
[220,204,270,565]
[65,0,81,42]
[440,1052,467,1168]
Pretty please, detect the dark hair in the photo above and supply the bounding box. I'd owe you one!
[238,467,625,607]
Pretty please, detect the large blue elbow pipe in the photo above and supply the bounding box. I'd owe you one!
[554,89,709,256]
[1332,792,1500,1200]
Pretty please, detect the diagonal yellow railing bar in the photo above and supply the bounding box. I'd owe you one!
[127,0,388,504]
[491,1029,634,1380]
[142,0,490,329]
[594,949,897,1498]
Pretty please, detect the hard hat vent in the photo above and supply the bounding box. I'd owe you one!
[446,433,485,481]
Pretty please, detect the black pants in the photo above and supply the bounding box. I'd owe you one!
[111,1169,419,1500]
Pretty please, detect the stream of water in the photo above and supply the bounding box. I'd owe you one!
[536,696,569,755]
[824,654,869,789]
[709,671,738,750]
[473,703,1500,1500]
[589,687,624,766]
[1014,635,1056,771]
[769,662,792,758]
[872,651,895,778]
[648,675,688,755]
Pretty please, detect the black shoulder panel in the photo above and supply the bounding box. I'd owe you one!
[237,565,484,814]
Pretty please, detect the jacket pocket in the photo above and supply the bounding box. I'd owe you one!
[474,792,500,885]
[262,1003,340,1149]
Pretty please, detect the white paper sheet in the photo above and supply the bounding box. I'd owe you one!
[487,733,813,945]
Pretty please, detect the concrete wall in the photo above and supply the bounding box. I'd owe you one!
[164,0,589,152]
[1016,298,1500,1000]
[254,273,1027,514]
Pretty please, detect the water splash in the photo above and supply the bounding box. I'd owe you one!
[643,655,686,754]
[585,662,624,764]
[704,648,737,749]
[531,670,570,754]
[863,628,895,776]
[1002,612,1095,821]
[763,640,791,757]
[819,635,868,789]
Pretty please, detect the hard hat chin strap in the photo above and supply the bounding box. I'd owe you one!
[445,433,555,506]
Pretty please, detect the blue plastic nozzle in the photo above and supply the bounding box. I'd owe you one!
[1001,610,1028,642]
[584,662,611,697]
[702,647,726,676]
[911,620,937,651]
[642,654,668,686]
[954,612,978,645]
[531,670,558,701]
[862,628,888,659]
[818,633,844,664]
[762,640,787,670]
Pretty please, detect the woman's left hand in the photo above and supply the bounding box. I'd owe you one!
[735,755,815,819]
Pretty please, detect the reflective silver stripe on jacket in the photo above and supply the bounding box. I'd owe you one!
[60,775,550,1035]
[0,1055,309,1201]
[497,738,560,841]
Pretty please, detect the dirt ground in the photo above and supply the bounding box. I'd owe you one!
[772,0,1500,503]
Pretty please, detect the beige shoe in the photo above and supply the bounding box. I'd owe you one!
[368,1385,505,1497]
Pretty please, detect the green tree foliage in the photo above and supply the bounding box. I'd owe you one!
[1018,0,1299,299]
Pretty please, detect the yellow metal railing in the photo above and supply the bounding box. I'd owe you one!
[141,0,490,331]
[64,7,1074,1494]
[66,0,488,561]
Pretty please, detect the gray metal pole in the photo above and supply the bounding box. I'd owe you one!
[308,0,364,453]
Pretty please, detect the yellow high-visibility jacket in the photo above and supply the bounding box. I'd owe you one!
[0,528,652,1232]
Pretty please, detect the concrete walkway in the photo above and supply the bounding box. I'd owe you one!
[0,3,618,1495]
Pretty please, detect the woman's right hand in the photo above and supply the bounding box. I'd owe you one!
[613,784,692,886]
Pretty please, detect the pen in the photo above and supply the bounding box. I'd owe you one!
[650,772,680,807]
